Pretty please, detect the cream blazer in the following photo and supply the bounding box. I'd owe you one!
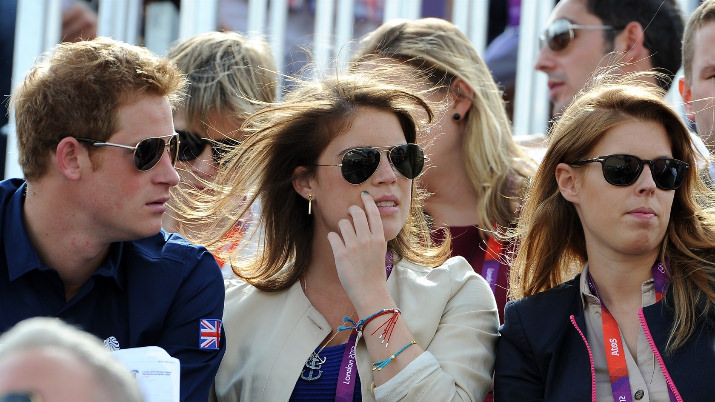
[211,256,499,401]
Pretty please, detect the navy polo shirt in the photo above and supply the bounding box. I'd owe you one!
[0,178,226,401]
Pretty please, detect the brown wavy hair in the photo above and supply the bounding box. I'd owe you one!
[183,72,451,291]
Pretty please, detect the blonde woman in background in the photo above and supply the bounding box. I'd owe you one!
[353,18,536,323]
[163,31,277,270]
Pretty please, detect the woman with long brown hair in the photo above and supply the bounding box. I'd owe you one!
[183,71,499,401]
[495,77,715,401]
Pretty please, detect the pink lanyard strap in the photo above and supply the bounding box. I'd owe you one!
[335,251,394,401]
[587,260,671,402]
[481,237,503,292]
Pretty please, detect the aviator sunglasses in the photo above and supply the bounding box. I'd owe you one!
[76,133,178,171]
[176,129,240,165]
[539,18,614,52]
[314,144,425,185]
[570,154,689,190]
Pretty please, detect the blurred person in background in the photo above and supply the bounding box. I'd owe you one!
[163,31,277,273]
[354,18,537,324]
[680,0,715,154]
[535,0,685,118]
[519,0,693,162]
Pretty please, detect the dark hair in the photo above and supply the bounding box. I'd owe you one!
[586,0,685,91]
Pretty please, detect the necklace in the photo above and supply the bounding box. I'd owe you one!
[299,252,394,383]
[299,276,355,382]
[300,326,346,381]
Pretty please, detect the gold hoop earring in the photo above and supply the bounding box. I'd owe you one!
[308,194,313,215]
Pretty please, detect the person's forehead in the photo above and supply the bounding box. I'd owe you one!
[692,20,715,62]
[550,0,603,24]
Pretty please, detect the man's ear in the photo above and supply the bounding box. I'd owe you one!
[55,137,86,180]
[679,76,696,121]
[614,21,647,63]
[555,162,580,204]
[449,78,474,121]
[291,165,314,200]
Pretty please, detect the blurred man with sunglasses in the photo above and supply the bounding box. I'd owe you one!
[535,0,685,117]
[0,37,225,401]
[680,0,715,153]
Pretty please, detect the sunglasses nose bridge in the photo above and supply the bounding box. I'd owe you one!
[631,160,659,189]
[373,149,399,180]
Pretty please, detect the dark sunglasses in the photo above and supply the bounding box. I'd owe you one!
[539,18,614,52]
[176,130,240,165]
[570,154,689,190]
[76,133,178,171]
[315,144,425,185]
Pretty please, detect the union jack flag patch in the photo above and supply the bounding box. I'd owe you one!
[199,319,222,350]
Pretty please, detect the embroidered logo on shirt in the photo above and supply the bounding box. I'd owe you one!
[104,336,120,351]
[199,319,222,350]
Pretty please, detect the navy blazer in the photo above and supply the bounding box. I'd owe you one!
[494,274,715,401]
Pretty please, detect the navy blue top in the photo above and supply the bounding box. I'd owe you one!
[291,343,362,401]
[0,178,226,402]
[495,274,715,401]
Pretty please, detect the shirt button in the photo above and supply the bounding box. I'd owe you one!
[634,390,645,400]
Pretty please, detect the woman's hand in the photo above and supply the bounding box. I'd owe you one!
[327,191,390,310]
[328,192,425,388]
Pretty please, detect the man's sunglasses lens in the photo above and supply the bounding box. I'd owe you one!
[542,20,572,52]
[135,135,178,171]
[602,155,686,190]
[340,144,424,185]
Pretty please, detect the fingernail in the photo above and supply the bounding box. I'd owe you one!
[362,191,369,195]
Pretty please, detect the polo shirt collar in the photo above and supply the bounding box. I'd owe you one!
[4,182,125,289]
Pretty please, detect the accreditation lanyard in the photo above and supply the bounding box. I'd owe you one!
[587,261,670,402]
[335,251,394,402]
[481,237,503,292]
